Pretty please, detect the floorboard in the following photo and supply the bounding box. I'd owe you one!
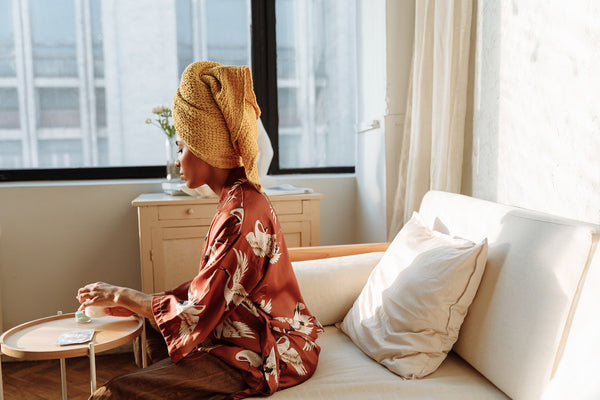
[1,352,139,400]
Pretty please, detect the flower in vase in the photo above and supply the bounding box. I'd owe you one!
[146,104,176,138]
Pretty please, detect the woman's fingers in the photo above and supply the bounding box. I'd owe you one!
[76,282,114,305]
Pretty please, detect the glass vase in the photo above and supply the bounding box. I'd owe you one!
[165,135,179,181]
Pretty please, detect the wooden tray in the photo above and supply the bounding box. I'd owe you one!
[0,313,143,360]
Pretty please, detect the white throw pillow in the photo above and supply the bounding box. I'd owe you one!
[339,212,488,379]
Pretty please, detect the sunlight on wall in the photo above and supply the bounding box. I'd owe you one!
[471,0,600,224]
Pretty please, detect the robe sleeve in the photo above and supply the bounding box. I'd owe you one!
[152,211,265,363]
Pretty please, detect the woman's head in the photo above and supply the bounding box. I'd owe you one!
[172,61,261,189]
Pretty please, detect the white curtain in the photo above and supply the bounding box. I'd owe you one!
[388,0,474,238]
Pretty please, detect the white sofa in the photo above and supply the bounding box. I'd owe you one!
[264,190,600,400]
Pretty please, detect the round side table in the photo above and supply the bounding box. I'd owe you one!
[0,312,143,400]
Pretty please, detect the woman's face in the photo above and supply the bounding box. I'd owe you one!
[175,138,210,189]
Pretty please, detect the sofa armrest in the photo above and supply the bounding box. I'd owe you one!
[288,242,390,262]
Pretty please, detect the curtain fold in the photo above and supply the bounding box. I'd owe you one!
[388,0,474,239]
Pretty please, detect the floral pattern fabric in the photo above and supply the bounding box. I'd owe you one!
[152,168,322,398]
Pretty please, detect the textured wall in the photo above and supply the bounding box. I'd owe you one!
[468,0,599,224]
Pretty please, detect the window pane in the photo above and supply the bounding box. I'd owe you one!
[275,0,357,169]
[275,0,295,79]
[278,133,301,169]
[1,1,356,175]
[206,0,250,66]
[278,87,300,127]
[0,88,20,129]
[95,87,106,128]
[30,0,78,77]
[36,88,80,128]
[90,0,104,78]
[0,0,15,77]
[96,136,108,165]
[177,0,251,76]
[1,0,254,172]
[176,0,193,77]
[38,139,82,168]
[0,141,22,168]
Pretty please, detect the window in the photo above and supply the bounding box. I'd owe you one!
[0,0,357,181]
[0,0,109,178]
[272,0,357,172]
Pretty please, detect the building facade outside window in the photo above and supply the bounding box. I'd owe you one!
[0,0,357,180]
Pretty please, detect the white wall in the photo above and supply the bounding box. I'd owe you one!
[465,0,600,224]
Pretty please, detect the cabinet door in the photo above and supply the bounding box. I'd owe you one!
[279,220,310,247]
[151,226,208,293]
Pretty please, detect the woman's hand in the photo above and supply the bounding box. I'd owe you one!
[76,282,155,319]
[77,282,120,309]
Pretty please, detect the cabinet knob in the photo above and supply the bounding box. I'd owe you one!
[186,208,195,215]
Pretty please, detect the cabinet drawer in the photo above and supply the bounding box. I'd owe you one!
[158,204,217,221]
[271,200,303,215]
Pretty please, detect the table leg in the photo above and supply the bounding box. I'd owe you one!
[89,342,97,394]
[141,321,148,368]
[0,351,4,400]
[60,358,67,400]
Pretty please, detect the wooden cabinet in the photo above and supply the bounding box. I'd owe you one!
[132,192,323,293]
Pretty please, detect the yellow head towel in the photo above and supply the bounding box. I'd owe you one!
[172,61,262,190]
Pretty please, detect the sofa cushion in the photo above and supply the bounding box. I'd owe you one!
[259,327,508,399]
[339,212,488,379]
[292,252,384,326]
[418,190,598,400]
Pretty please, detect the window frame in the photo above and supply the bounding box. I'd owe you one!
[0,0,354,182]
[253,0,354,175]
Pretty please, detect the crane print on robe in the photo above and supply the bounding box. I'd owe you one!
[222,248,250,311]
[176,287,206,344]
[214,317,255,339]
[235,349,263,368]
[246,220,281,263]
[274,302,313,336]
[277,336,308,375]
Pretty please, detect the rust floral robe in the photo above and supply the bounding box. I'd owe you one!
[152,168,322,398]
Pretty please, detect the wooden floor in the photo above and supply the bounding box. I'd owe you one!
[1,352,139,400]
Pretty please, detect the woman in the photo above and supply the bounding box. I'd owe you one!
[77,61,322,399]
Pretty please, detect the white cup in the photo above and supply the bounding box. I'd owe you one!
[85,305,107,318]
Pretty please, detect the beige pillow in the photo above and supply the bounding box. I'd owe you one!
[339,212,488,379]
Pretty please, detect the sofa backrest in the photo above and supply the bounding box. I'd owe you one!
[418,191,599,400]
